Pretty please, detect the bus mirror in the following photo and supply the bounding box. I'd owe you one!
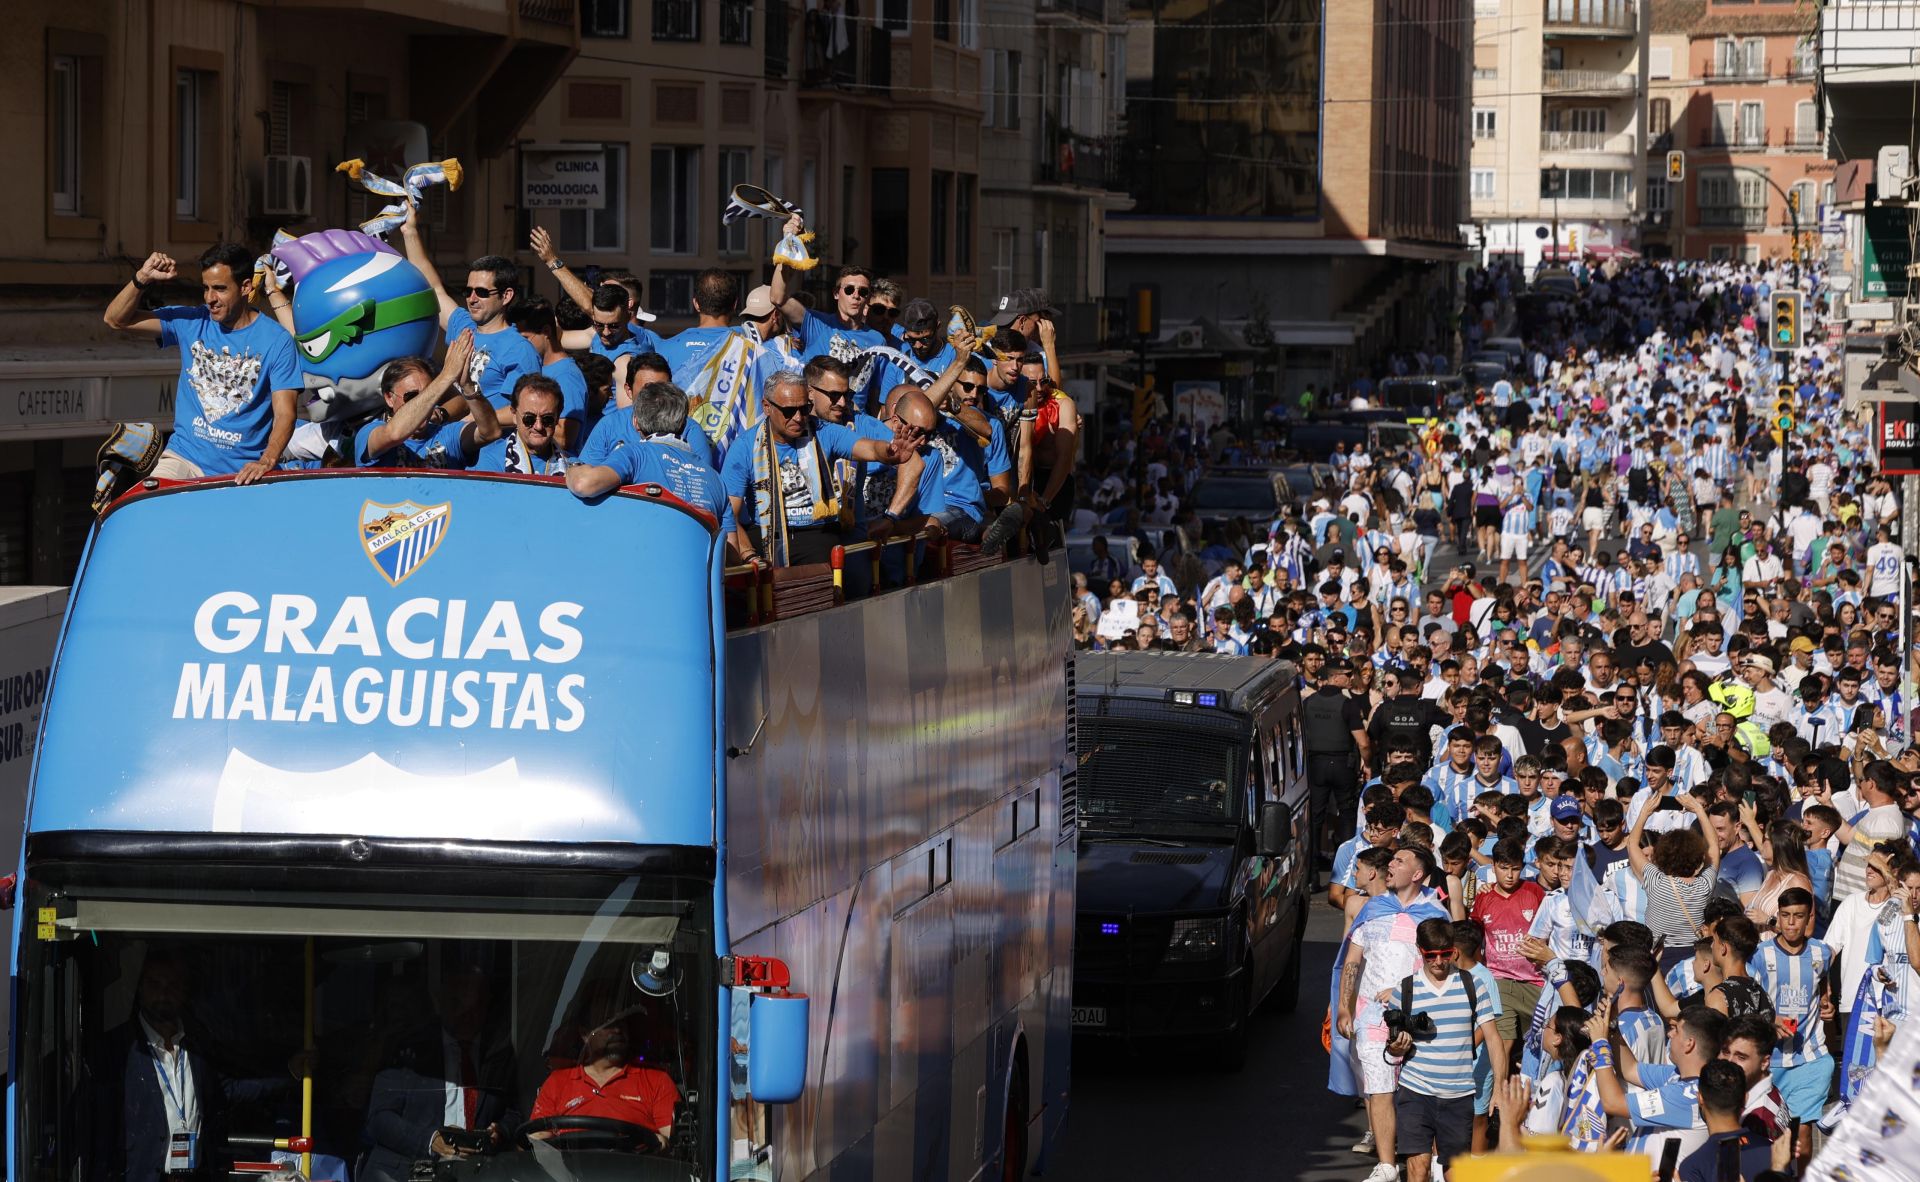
[1258,802,1293,857]
[746,990,810,1103]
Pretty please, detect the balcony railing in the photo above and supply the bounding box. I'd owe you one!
[1039,128,1121,190]
[1702,58,1769,81]
[1540,129,1633,153]
[720,0,752,42]
[1698,129,1769,149]
[519,0,574,24]
[1542,68,1636,93]
[1543,0,1636,36]
[1788,54,1818,80]
[1036,0,1105,22]
[765,0,791,77]
[802,16,890,93]
[653,0,698,40]
[1698,206,1767,228]
[1785,128,1824,152]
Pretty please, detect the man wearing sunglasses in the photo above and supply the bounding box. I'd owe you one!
[506,298,588,455]
[766,216,886,395]
[353,332,497,469]
[867,278,904,341]
[578,353,717,474]
[529,227,662,387]
[471,375,572,476]
[400,204,541,407]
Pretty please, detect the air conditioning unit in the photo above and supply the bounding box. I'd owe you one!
[1877,145,1911,201]
[1171,325,1204,350]
[262,155,312,219]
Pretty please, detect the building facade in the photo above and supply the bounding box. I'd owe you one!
[1106,0,1470,412]
[1469,0,1649,270]
[1640,0,1831,263]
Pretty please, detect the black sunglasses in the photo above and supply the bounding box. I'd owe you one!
[841,285,871,297]
[465,286,504,300]
[869,304,898,316]
[956,380,984,393]
[808,383,851,402]
[519,412,558,428]
[767,402,813,420]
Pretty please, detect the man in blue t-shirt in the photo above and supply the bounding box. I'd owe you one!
[353,332,498,468]
[767,215,888,408]
[656,270,779,450]
[400,204,541,408]
[505,297,589,454]
[578,353,717,471]
[720,372,922,567]
[565,379,732,537]
[529,227,662,388]
[470,375,572,476]
[104,244,303,483]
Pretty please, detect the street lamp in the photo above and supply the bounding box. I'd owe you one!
[1543,166,1566,271]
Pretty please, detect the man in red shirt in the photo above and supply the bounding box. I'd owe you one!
[1466,836,1545,1045]
[529,989,679,1145]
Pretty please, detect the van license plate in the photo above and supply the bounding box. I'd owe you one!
[1071,1006,1107,1027]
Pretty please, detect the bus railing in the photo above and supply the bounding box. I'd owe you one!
[723,530,1010,629]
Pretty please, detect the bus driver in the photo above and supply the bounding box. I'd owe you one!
[527,982,680,1148]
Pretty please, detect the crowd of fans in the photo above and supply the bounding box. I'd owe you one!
[105,205,1078,569]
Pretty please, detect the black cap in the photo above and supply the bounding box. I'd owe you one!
[1326,657,1355,675]
[900,298,939,335]
[988,287,1060,327]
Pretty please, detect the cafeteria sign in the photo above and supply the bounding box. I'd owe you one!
[1880,400,1920,476]
[521,149,606,210]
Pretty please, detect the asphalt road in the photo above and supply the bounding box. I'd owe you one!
[1046,901,1365,1182]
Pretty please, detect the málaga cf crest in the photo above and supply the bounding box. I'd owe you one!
[360,500,451,586]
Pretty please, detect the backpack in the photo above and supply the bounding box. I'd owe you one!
[1397,969,1484,1056]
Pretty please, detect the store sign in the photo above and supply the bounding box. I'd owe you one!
[521,150,607,210]
[0,365,178,438]
[1879,400,1920,476]
[1863,206,1911,300]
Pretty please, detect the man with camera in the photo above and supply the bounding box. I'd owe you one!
[1381,918,1506,1182]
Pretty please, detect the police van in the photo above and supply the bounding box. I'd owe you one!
[1070,651,1310,1069]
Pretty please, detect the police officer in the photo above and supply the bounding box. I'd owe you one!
[1303,658,1369,883]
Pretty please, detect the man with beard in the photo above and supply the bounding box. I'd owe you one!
[528,981,680,1147]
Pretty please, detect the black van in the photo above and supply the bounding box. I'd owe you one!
[1070,651,1312,1069]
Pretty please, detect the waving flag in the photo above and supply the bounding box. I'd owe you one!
[1569,848,1619,965]
[676,328,765,453]
[1840,967,1889,1106]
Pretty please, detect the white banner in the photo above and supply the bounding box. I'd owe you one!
[521,150,607,210]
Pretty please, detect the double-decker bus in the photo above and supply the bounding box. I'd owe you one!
[9,469,1073,1182]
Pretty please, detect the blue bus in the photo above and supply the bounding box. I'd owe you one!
[10,470,1073,1182]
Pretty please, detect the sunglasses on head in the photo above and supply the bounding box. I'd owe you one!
[841,285,871,297]
[519,412,558,428]
[465,286,503,300]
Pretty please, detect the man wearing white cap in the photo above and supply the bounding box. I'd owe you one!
[1738,653,1792,732]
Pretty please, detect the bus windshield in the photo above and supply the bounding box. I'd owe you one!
[1077,714,1245,828]
[17,861,714,1182]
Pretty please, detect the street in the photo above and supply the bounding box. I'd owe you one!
[1049,902,1360,1181]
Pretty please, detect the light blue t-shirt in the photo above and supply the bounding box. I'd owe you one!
[155,307,302,474]
[795,311,887,407]
[471,436,570,475]
[539,356,590,453]
[579,409,717,471]
[720,421,861,530]
[447,310,541,405]
[588,325,664,365]
[929,420,987,523]
[601,436,732,534]
[352,418,475,469]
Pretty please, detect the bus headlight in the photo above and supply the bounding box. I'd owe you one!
[1162,918,1226,963]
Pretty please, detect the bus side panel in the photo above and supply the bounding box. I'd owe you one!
[723,558,1071,1181]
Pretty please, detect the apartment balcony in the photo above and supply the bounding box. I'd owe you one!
[1696,129,1770,150]
[1542,68,1636,95]
[1784,129,1825,153]
[1787,54,1819,81]
[1540,130,1636,154]
[1036,0,1105,25]
[1038,129,1124,192]
[1543,0,1637,38]
[1701,58,1770,82]
[1697,206,1768,229]
[800,17,891,95]
[1821,0,1920,78]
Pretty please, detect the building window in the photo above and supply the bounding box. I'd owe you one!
[583,0,629,37]
[1794,101,1818,149]
[557,145,625,253]
[1709,244,1733,262]
[1647,176,1668,213]
[871,167,909,277]
[1472,108,1496,140]
[1710,101,1733,146]
[1649,45,1672,79]
[719,147,751,255]
[953,0,977,49]
[1737,102,1765,148]
[1471,169,1495,199]
[930,170,951,274]
[1649,98,1670,137]
[650,144,699,253]
[1539,168,1632,201]
[50,55,81,215]
[955,174,974,274]
[653,0,698,41]
[983,49,1021,129]
[932,0,950,41]
[720,0,751,44]
[649,270,698,317]
[174,66,215,221]
[991,228,1016,295]
[880,0,908,32]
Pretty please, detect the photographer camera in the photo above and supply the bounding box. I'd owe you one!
[1381,918,1506,1182]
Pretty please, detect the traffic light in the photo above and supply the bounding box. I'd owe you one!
[1567,227,1579,255]
[1773,385,1796,445]
[1787,188,1801,215]
[1666,150,1685,182]
[1771,290,1803,350]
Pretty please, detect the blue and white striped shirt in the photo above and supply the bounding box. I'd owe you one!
[1751,938,1833,1068]
[1423,763,1481,823]
[1396,970,1487,1099]
[1664,551,1700,584]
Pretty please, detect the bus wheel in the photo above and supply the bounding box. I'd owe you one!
[1001,1057,1029,1182]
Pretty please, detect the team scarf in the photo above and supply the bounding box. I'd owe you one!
[498,432,568,476]
[1325,890,1449,1097]
[1559,1049,1609,1152]
[751,422,838,566]
[676,326,765,453]
[858,345,940,393]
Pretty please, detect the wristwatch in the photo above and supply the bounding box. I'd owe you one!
[546,258,566,272]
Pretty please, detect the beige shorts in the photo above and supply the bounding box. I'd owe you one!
[152,451,207,481]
